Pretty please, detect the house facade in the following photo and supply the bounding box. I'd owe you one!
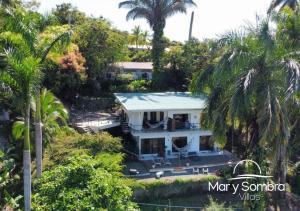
[111,62,153,80]
[115,92,218,161]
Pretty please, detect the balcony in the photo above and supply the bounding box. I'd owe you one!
[126,122,201,134]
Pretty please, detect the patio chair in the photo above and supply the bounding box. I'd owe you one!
[155,171,164,179]
[193,167,199,174]
[202,167,209,174]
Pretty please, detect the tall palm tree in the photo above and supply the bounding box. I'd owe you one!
[1,8,71,210]
[142,30,150,44]
[119,0,196,72]
[0,52,41,211]
[2,8,71,179]
[132,25,142,48]
[12,89,69,148]
[191,19,300,186]
[268,0,299,13]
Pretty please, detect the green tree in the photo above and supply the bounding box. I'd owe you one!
[0,8,71,209]
[191,19,300,189]
[74,18,128,93]
[52,3,86,25]
[132,25,142,48]
[0,46,41,211]
[119,0,196,74]
[32,154,136,210]
[2,9,71,180]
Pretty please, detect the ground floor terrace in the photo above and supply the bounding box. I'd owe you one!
[125,151,237,178]
[132,130,216,161]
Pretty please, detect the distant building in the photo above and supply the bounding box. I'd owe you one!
[111,62,153,80]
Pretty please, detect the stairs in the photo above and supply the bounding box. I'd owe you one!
[122,122,130,133]
[73,124,95,134]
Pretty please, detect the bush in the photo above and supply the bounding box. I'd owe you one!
[204,197,234,211]
[32,155,136,211]
[132,175,220,202]
[127,79,150,92]
[43,127,123,169]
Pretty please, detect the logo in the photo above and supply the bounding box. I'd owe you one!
[228,159,272,181]
[208,159,286,201]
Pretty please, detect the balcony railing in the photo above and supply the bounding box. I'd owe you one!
[126,123,201,133]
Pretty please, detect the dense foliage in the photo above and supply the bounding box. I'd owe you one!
[32,154,136,211]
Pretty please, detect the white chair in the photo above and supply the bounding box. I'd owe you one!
[193,167,199,174]
[155,171,164,179]
[202,167,209,174]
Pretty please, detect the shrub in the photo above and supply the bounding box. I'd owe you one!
[204,197,234,211]
[32,155,136,211]
[43,127,123,169]
[127,79,150,92]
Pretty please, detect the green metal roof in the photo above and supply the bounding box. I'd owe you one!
[114,92,207,112]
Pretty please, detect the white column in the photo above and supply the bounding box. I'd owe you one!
[156,111,160,121]
[138,137,142,159]
[165,136,172,158]
[163,111,168,129]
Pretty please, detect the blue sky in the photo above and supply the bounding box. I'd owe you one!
[38,0,272,42]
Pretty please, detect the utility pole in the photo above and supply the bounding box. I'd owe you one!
[188,11,194,41]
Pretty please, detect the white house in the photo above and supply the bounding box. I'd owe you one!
[114,92,218,161]
[113,62,153,80]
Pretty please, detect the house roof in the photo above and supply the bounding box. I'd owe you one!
[114,62,153,71]
[114,92,207,112]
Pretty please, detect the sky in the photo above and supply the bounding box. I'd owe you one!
[38,0,272,42]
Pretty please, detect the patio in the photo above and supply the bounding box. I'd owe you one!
[125,151,238,179]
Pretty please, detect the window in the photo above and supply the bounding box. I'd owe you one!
[150,112,157,123]
[141,138,165,155]
[173,114,189,129]
[200,136,213,151]
[160,112,164,121]
[141,73,148,80]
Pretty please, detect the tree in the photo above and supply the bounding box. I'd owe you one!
[0,8,71,209]
[52,3,86,25]
[3,10,71,179]
[32,154,136,210]
[74,18,128,93]
[39,89,68,147]
[119,0,196,73]
[191,19,300,189]
[268,0,299,13]
[0,49,41,211]
[141,30,150,44]
[132,25,142,48]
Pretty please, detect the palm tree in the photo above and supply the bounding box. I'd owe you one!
[39,88,68,146]
[12,89,69,149]
[191,19,300,187]
[268,0,299,13]
[141,30,150,45]
[119,0,196,72]
[132,25,142,48]
[1,8,71,210]
[2,8,71,180]
[0,52,41,211]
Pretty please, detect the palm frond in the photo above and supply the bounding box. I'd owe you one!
[39,30,72,63]
[280,59,300,100]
